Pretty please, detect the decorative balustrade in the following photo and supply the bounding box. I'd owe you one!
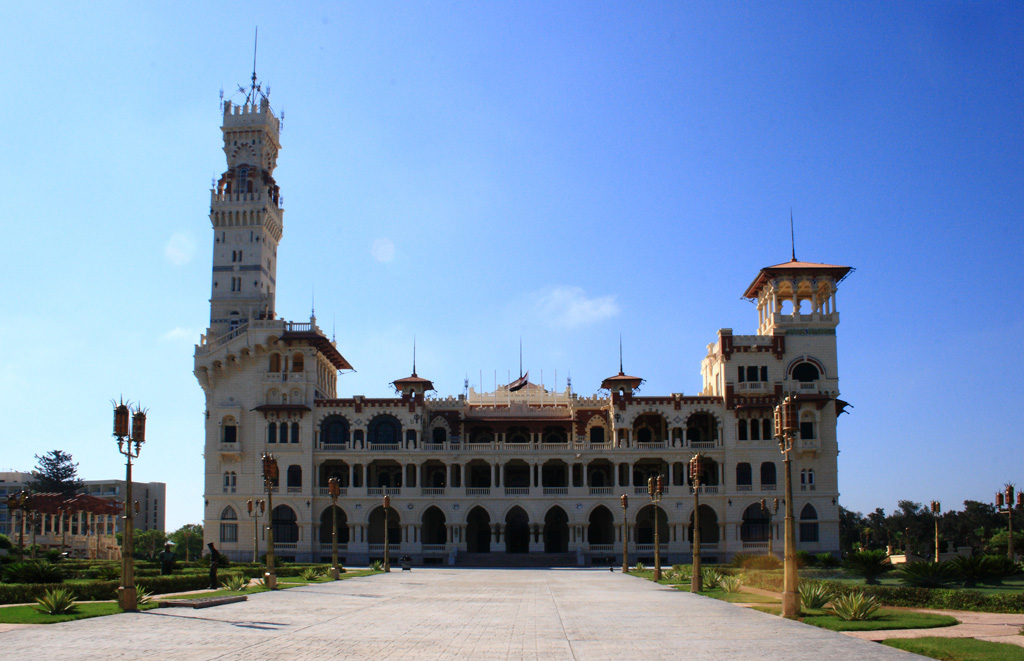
[319,542,348,552]
[318,487,348,496]
[588,544,614,553]
[465,488,490,496]
[634,544,668,553]
[367,487,401,496]
[589,487,613,496]
[742,541,770,550]
[368,544,402,554]
[736,485,752,491]
[287,486,302,493]
[504,487,529,496]
[367,443,401,452]
[275,543,298,551]
[543,487,568,496]
[636,441,666,449]
[422,544,447,553]
[421,488,445,496]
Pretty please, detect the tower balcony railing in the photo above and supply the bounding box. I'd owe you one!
[210,190,283,209]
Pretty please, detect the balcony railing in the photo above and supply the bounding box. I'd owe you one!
[543,487,568,496]
[504,487,529,496]
[465,487,490,496]
[742,541,770,550]
[287,486,302,493]
[368,544,401,554]
[588,544,614,553]
[421,488,445,496]
[320,443,348,451]
[422,544,447,553]
[736,485,752,491]
[367,487,401,496]
[367,443,401,452]
[589,487,613,496]
[319,542,349,552]
[318,487,348,496]
[690,441,716,449]
[275,543,298,551]
[634,544,668,553]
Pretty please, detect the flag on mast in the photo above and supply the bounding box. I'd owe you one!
[509,371,529,392]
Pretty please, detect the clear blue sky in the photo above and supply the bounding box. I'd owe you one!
[2,2,1021,531]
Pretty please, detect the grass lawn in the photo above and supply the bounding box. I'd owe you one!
[159,569,380,599]
[752,606,958,632]
[0,601,158,624]
[883,636,1024,660]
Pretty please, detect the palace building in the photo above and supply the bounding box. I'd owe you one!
[195,86,851,565]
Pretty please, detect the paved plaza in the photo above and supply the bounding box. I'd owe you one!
[0,569,920,660]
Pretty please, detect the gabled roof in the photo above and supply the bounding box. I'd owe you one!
[393,374,435,392]
[600,372,644,391]
[742,258,853,298]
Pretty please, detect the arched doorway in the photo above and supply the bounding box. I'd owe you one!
[588,506,615,545]
[635,504,668,545]
[505,507,530,554]
[688,505,720,543]
[421,506,447,546]
[367,505,401,545]
[466,507,491,553]
[271,505,298,544]
[544,507,569,553]
[318,506,349,544]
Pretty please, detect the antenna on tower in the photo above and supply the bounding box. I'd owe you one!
[280,109,285,131]
[790,208,796,262]
[412,336,417,376]
[218,88,224,112]
[619,334,624,374]
[518,337,523,379]
[311,285,315,319]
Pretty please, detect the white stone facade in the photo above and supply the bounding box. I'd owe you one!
[195,93,850,564]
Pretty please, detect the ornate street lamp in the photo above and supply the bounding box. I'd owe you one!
[383,494,392,573]
[113,399,146,611]
[773,395,801,618]
[761,497,780,558]
[689,454,704,593]
[329,477,341,579]
[648,475,664,581]
[262,453,279,589]
[620,494,629,573]
[930,501,941,563]
[996,485,1022,560]
[246,498,265,563]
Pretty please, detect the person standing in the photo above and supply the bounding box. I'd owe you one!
[207,542,222,589]
[159,543,175,575]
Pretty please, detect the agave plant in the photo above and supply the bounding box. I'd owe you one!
[370,560,384,572]
[816,553,841,569]
[250,577,266,588]
[720,576,742,593]
[634,562,646,573]
[300,568,322,581]
[799,582,831,609]
[898,561,956,588]
[951,555,991,587]
[842,550,893,585]
[701,568,724,589]
[830,591,880,621]
[222,574,247,591]
[34,587,76,615]
[4,560,65,584]
[136,585,154,605]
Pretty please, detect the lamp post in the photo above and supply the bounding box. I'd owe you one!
[246,498,265,563]
[383,494,391,573]
[689,454,704,593]
[329,477,341,579]
[761,497,780,558]
[774,395,801,619]
[7,491,31,557]
[113,399,146,612]
[648,475,664,581]
[930,501,941,563]
[996,485,1021,560]
[58,506,69,556]
[262,453,279,589]
[620,494,629,573]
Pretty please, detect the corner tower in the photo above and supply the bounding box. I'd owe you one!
[208,95,283,338]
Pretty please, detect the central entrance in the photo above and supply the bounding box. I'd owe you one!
[505,507,530,553]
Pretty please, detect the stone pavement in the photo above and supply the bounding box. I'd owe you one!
[0,569,922,660]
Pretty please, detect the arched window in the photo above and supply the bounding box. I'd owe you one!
[750,418,761,440]
[368,415,401,445]
[761,462,777,489]
[287,465,302,490]
[801,469,815,491]
[271,505,298,544]
[220,506,238,543]
[762,419,772,440]
[321,416,350,446]
[589,426,605,444]
[267,422,277,444]
[222,417,237,444]
[269,354,281,372]
[290,422,300,444]
[736,463,752,488]
[292,353,304,372]
[279,422,288,444]
[741,503,770,542]
[737,419,748,441]
[222,471,236,493]
[800,504,819,542]
[237,166,249,195]
[792,361,820,382]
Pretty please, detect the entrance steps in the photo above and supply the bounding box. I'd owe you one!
[457,552,578,568]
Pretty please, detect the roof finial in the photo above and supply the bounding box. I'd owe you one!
[310,285,315,321]
[251,27,258,100]
[619,334,624,374]
[332,315,336,343]
[519,337,523,379]
[790,207,796,262]
[412,336,417,376]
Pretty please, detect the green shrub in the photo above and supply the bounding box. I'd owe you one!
[136,585,153,605]
[739,569,784,592]
[949,555,1016,586]
[0,533,13,551]
[799,582,832,609]
[796,550,815,567]
[222,575,247,591]
[729,553,754,568]
[370,560,383,572]
[815,553,840,569]
[720,576,742,593]
[842,550,893,584]
[3,561,65,584]
[745,555,783,571]
[34,587,76,615]
[830,591,881,621]
[898,561,956,588]
[701,568,724,589]
[300,568,321,581]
